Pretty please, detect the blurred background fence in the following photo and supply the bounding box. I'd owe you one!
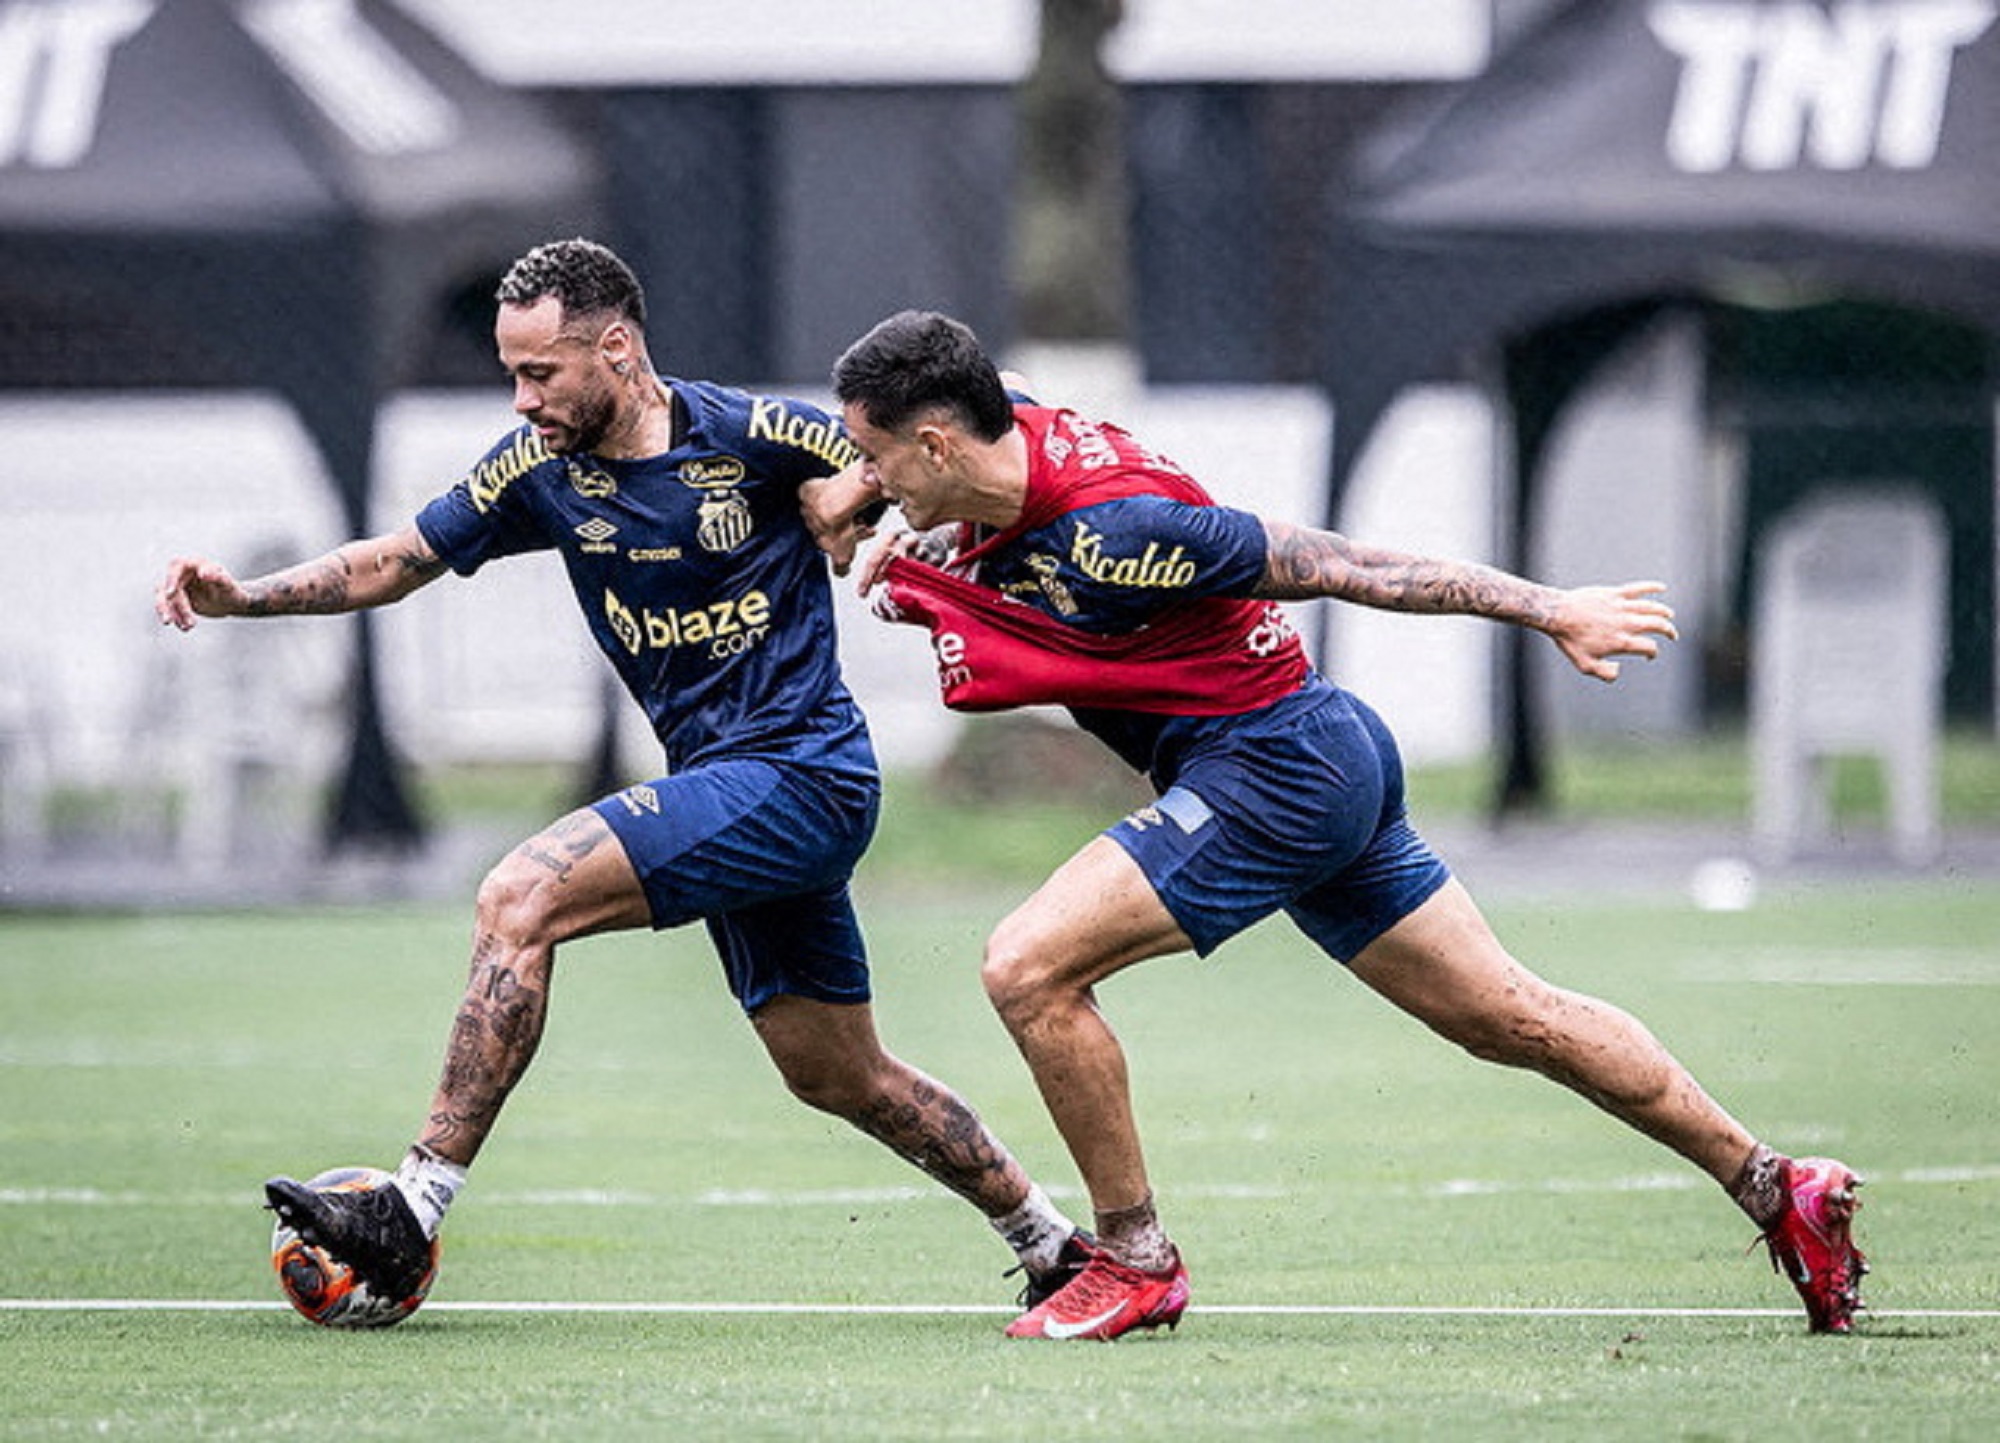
[0,0,1994,895]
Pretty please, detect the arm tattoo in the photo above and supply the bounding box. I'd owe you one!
[242,554,353,616]
[241,535,443,616]
[385,539,447,587]
[1256,520,1556,626]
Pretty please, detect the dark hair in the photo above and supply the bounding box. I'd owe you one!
[831,310,1015,442]
[496,238,647,331]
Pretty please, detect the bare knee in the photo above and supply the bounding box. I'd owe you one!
[980,924,1058,1031]
[473,854,564,954]
[774,1052,866,1116]
[753,1002,888,1120]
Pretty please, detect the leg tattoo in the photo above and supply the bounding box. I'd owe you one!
[420,937,549,1164]
[850,1072,1016,1209]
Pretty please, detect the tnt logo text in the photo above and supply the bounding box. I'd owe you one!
[1648,0,1995,171]
[0,0,153,169]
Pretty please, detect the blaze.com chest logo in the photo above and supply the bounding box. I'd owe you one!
[603,587,773,661]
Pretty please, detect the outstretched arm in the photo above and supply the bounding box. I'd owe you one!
[155,523,447,631]
[1254,520,1677,682]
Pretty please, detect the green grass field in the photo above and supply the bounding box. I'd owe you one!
[4,862,1999,1439]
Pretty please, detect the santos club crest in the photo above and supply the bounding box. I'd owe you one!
[682,455,754,553]
[696,491,754,553]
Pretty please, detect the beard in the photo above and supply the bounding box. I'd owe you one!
[539,382,619,455]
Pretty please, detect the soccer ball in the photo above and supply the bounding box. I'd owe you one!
[269,1166,439,1329]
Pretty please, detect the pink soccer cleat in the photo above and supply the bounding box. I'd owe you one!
[1760,1156,1867,1333]
[1006,1249,1190,1341]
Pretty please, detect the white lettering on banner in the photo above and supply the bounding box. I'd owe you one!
[1648,0,1995,172]
[0,0,154,169]
[239,0,459,155]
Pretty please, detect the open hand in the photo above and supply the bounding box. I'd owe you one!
[155,556,248,631]
[1547,581,1677,682]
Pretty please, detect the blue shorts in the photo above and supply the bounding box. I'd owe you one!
[593,758,878,1012]
[1107,687,1450,961]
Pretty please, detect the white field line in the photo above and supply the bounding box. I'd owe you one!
[1673,949,2000,986]
[5,1166,1996,1211]
[2,1298,1998,1320]
[0,1183,1286,1209]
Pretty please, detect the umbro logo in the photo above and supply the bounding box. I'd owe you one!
[575,517,619,554]
[617,784,661,816]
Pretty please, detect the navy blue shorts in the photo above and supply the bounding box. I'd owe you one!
[1107,687,1450,961]
[593,758,878,1012]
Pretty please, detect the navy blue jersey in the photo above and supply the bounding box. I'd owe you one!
[969,493,1289,780]
[416,379,872,777]
[973,494,1268,633]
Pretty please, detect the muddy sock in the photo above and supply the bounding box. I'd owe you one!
[990,1183,1077,1276]
[394,1145,467,1239]
[1729,1143,1789,1230]
[1094,1193,1177,1274]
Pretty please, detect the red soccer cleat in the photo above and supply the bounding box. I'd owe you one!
[1760,1156,1867,1333]
[1005,1248,1189,1341]
[1013,1229,1099,1311]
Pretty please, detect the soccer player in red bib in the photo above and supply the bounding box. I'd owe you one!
[818,309,1865,1340]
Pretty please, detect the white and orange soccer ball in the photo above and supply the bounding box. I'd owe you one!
[268,1166,439,1328]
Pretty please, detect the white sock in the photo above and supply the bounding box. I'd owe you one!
[393,1146,467,1239]
[990,1184,1077,1276]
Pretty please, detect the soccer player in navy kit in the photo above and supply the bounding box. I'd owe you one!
[822,309,1866,1341]
[155,242,1087,1309]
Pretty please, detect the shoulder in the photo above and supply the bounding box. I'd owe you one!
[676,379,859,477]
[1058,494,1251,539]
[458,425,561,514]
[1048,496,1268,595]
